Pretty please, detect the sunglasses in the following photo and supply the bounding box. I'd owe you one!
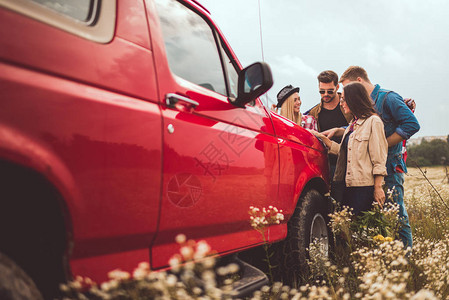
[319,89,336,95]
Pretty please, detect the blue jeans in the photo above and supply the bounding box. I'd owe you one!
[384,172,413,248]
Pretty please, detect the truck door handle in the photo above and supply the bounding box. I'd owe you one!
[165,93,199,112]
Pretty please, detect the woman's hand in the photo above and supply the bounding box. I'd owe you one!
[374,185,385,208]
[404,98,416,111]
[310,130,332,149]
[321,127,345,139]
[309,130,325,139]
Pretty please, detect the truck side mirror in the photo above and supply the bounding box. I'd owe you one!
[231,62,273,108]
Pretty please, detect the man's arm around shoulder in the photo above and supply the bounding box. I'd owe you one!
[384,93,420,146]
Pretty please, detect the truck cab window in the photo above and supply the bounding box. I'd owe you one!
[30,0,95,22]
[154,0,227,96]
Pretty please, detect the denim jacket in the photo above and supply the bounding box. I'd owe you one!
[370,84,420,175]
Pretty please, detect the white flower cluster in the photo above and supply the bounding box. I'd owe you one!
[328,205,353,240]
[248,205,285,231]
[250,282,352,300]
[59,233,443,300]
[412,236,449,298]
[381,201,400,220]
[169,234,213,273]
[59,235,240,300]
[352,240,413,299]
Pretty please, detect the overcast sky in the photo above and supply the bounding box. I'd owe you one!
[200,0,448,138]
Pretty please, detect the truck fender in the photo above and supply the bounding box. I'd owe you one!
[0,124,78,220]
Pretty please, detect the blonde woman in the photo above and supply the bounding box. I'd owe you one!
[272,85,317,130]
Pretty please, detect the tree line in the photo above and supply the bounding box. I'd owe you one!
[406,135,449,167]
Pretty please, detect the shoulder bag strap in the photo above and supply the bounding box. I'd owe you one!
[375,91,391,123]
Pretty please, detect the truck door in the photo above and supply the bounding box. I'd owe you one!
[147,0,282,268]
[0,0,163,281]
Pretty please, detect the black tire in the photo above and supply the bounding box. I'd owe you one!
[0,252,44,300]
[274,189,332,286]
[0,161,68,299]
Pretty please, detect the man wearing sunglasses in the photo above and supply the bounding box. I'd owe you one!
[306,70,353,177]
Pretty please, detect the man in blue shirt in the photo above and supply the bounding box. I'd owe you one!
[337,66,420,248]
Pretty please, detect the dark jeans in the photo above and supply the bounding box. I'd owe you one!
[331,182,374,216]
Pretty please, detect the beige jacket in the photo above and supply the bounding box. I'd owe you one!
[329,115,388,186]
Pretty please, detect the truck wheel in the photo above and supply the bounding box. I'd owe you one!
[0,252,43,300]
[276,189,331,286]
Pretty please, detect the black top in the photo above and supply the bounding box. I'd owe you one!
[318,105,350,143]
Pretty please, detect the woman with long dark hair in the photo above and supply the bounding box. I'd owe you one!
[312,82,388,215]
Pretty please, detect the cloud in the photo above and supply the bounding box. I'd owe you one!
[363,43,412,68]
[202,0,449,137]
[362,42,381,67]
[382,45,408,66]
[264,54,319,107]
[270,54,318,78]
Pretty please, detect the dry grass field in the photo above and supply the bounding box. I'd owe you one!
[404,166,449,240]
[404,166,449,193]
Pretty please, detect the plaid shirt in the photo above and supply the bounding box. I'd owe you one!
[301,114,318,130]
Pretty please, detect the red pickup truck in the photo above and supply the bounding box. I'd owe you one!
[0,0,331,298]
